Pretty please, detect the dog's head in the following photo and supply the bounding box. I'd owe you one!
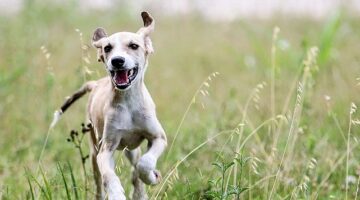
[92,12,155,90]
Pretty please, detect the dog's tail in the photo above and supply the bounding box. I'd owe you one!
[50,81,97,129]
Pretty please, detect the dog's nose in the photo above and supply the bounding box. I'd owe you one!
[111,57,125,68]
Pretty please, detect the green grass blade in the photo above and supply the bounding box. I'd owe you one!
[25,172,35,200]
[0,65,26,85]
[57,163,71,200]
[28,171,50,200]
[67,161,79,200]
[39,167,52,200]
[318,11,342,65]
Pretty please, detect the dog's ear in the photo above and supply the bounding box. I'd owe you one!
[92,27,107,62]
[137,12,155,54]
[92,27,107,47]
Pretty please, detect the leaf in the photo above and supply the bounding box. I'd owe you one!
[212,162,224,172]
[228,185,249,196]
[235,155,251,166]
[224,161,235,171]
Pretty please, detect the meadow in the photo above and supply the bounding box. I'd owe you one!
[0,2,360,199]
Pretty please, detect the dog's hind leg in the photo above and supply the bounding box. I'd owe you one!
[88,124,104,200]
[125,147,148,200]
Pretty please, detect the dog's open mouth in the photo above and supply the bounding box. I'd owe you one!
[110,67,138,90]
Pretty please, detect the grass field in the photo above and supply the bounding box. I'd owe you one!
[1,2,360,199]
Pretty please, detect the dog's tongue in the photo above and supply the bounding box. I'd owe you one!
[114,71,128,85]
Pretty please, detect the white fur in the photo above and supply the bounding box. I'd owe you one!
[86,12,167,200]
[55,13,164,199]
[50,110,62,129]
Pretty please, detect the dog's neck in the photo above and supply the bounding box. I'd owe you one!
[109,76,146,105]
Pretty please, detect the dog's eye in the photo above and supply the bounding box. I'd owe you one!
[104,45,112,53]
[128,43,139,50]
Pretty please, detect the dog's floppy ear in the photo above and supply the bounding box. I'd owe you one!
[137,12,155,54]
[92,27,107,62]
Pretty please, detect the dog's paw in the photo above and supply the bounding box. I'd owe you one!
[139,168,162,186]
[136,154,161,185]
[145,169,162,185]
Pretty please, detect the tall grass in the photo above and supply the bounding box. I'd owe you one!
[1,2,359,199]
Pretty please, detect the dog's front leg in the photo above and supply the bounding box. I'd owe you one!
[137,120,167,185]
[97,134,126,200]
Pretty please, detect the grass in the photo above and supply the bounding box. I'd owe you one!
[0,1,360,199]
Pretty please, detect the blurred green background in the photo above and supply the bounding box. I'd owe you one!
[0,0,360,199]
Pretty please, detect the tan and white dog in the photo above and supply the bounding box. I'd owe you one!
[53,12,167,200]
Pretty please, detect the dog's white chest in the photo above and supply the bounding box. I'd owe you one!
[106,105,153,150]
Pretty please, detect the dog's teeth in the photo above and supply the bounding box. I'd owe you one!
[129,69,134,76]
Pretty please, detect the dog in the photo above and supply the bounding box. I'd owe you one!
[52,12,167,200]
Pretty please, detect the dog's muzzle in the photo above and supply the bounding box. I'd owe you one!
[110,66,139,90]
[108,56,139,90]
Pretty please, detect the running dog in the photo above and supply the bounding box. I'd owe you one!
[53,12,167,200]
